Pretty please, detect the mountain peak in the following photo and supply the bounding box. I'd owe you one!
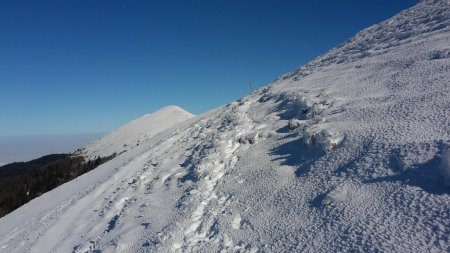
[79,105,194,159]
[1,1,449,252]
[151,105,195,117]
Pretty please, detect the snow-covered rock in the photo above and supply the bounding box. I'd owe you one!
[1,1,450,252]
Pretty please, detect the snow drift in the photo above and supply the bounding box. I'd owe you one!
[1,1,450,252]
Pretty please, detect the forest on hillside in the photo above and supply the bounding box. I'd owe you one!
[0,154,115,217]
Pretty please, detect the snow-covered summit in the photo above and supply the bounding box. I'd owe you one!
[1,1,450,252]
[79,105,194,159]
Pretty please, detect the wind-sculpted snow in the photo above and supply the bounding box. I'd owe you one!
[1,1,450,252]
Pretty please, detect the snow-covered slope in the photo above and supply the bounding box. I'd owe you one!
[1,1,450,252]
[79,105,194,159]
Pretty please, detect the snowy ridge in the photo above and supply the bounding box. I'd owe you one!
[79,105,194,159]
[1,1,450,252]
[281,0,450,79]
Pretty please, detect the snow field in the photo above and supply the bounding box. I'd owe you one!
[1,0,450,252]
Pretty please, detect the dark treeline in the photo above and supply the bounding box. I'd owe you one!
[0,154,69,178]
[0,154,115,218]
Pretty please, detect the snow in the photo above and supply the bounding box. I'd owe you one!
[441,149,450,186]
[322,185,349,206]
[78,105,194,160]
[1,1,450,252]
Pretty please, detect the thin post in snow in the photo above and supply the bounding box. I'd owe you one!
[249,81,254,93]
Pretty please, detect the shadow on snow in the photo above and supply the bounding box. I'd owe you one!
[269,135,325,177]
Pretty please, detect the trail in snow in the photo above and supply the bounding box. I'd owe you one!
[173,96,263,252]
[1,0,450,252]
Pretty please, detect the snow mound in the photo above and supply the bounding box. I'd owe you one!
[322,185,349,206]
[79,105,194,159]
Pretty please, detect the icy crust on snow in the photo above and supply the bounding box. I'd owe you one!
[1,1,450,252]
[79,105,194,159]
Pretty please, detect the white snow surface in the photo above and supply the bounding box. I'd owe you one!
[78,105,194,160]
[1,1,450,252]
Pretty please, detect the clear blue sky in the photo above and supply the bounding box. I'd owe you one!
[0,0,417,136]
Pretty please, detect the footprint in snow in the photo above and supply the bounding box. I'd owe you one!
[141,222,150,229]
[232,214,252,230]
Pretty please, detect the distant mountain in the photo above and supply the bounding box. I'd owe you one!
[0,106,193,219]
[78,105,195,160]
[1,1,449,252]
